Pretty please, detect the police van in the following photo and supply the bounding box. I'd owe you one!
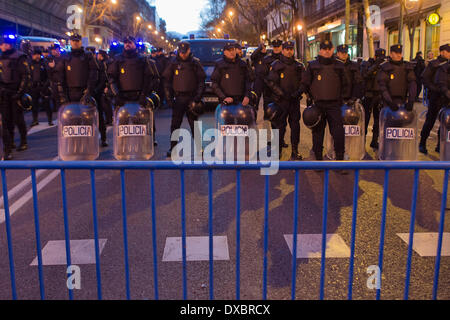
[185,38,237,108]
[17,36,61,55]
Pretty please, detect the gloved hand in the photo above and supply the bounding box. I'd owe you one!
[405,100,414,111]
[346,98,356,106]
[306,97,313,107]
[193,95,202,103]
[80,90,94,107]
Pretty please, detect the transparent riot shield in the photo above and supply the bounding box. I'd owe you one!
[58,102,99,161]
[114,102,154,160]
[325,101,365,160]
[214,103,257,162]
[439,107,450,161]
[379,106,417,160]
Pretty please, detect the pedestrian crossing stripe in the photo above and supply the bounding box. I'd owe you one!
[162,236,230,262]
[397,233,450,257]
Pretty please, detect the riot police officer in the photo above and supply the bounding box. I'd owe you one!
[30,49,52,127]
[0,34,31,158]
[210,42,253,108]
[47,44,64,113]
[163,41,206,157]
[335,44,363,104]
[93,49,109,147]
[300,40,348,162]
[250,43,267,108]
[361,48,387,149]
[377,44,416,112]
[266,40,305,160]
[54,33,98,111]
[107,36,160,138]
[154,47,168,106]
[419,44,450,154]
[257,40,283,125]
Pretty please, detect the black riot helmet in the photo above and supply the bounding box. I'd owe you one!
[341,103,359,125]
[189,100,205,117]
[264,102,281,121]
[18,94,33,111]
[149,92,160,109]
[302,104,322,129]
[384,105,415,127]
[249,91,258,108]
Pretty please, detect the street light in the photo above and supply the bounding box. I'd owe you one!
[228,10,233,17]
[148,24,152,30]
[296,24,303,32]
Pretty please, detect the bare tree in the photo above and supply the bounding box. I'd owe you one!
[363,0,375,58]
[403,0,424,59]
[80,0,120,37]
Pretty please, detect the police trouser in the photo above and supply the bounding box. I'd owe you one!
[312,101,345,158]
[0,90,27,147]
[272,99,300,149]
[50,83,61,112]
[94,93,107,142]
[420,91,442,143]
[31,85,52,122]
[103,94,113,124]
[170,93,198,150]
[363,93,382,143]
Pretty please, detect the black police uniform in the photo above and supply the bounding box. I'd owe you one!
[336,45,363,103]
[377,46,417,112]
[419,44,449,153]
[257,40,283,111]
[163,42,206,153]
[30,52,52,126]
[210,45,253,106]
[155,48,168,105]
[107,40,160,138]
[93,52,109,145]
[435,61,450,104]
[300,41,348,160]
[266,41,305,159]
[46,46,64,113]
[361,48,386,148]
[54,44,98,105]
[0,45,31,156]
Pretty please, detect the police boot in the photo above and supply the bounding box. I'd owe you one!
[31,120,39,127]
[435,143,440,153]
[419,137,428,155]
[314,152,323,172]
[101,140,108,147]
[370,140,379,150]
[4,150,12,160]
[17,142,28,152]
[335,153,349,175]
[290,146,302,161]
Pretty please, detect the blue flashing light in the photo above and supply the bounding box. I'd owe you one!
[8,34,16,39]
[112,41,118,46]
[138,41,143,45]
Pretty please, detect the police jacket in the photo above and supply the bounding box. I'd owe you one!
[266,55,304,99]
[155,54,169,75]
[361,57,386,93]
[55,48,98,94]
[377,58,416,105]
[94,59,108,97]
[259,52,282,79]
[412,55,425,79]
[162,53,206,101]
[210,55,252,101]
[30,59,48,87]
[337,57,363,100]
[421,55,449,93]
[250,46,267,73]
[435,62,450,102]
[300,55,347,102]
[0,48,31,93]
[107,49,159,97]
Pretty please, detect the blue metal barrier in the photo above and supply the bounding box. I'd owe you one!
[1,160,449,300]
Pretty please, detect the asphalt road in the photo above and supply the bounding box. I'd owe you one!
[0,98,449,300]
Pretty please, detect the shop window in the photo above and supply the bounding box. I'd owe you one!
[425,23,440,58]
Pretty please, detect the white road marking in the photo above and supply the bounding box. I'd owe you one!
[397,232,450,257]
[0,169,60,224]
[27,121,58,135]
[162,236,230,262]
[284,234,351,258]
[30,239,107,266]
